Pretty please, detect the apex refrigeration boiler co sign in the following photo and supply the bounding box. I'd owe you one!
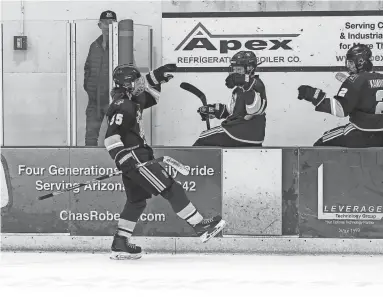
[173,22,299,66]
[162,13,383,69]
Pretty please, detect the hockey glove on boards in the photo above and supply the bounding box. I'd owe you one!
[147,64,177,86]
[197,103,228,121]
[225,73,253,89]
[297,85,326,106]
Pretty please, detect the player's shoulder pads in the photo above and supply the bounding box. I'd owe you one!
[106,98,127,117]
[347,73,359,83]
[345,73,366,90]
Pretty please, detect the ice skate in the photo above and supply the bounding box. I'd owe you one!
[193,215,226,243]
[110,233,142,260]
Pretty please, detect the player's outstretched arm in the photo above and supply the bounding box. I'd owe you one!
[142,64,177,108]
[317,79,360,117]
[297,81,359,118]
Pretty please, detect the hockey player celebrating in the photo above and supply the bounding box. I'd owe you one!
[104,64,226,260]
[193,51,267,147]
[297,43,383,147]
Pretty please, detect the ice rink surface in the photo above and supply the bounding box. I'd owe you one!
[1,252,383,297]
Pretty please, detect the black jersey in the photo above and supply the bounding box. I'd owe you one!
[104,78,160,160]
[221,75,267,144]
[316,71,383,131]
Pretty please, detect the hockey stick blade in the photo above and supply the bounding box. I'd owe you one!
[136,156,189,176]
[135,156,189,176]
[37,156,189,200]
[180,82,207,105]
[180,82,211,129]
[162,156,190,176]
[335,72,348,83]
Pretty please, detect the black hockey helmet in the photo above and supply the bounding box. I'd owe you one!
[112,64,142,93]
[346,43,372,74]
[229,51,260,75]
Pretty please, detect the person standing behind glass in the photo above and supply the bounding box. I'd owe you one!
[83,10,117,146]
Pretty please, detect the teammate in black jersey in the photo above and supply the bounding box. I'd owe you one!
[104,64,226,260]
[193,51,267,147]
[297,43,383,147]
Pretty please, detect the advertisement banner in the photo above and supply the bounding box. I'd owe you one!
[299,148,383,238]
[1,154,13,212]
[1,148,221,237]
[1,149,70,233]
[69,147,222,236]
[162,12,383,70]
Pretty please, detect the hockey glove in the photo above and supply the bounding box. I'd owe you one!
[197,104,215,121]
[114,151,137,175]
[225,73,253,89]
[197,103,228,120]
[147,64,177,87]
[297,85,326,106]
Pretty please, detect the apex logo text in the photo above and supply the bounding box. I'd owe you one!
[175,22,300,54]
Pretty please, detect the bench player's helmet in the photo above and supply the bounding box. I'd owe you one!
[346,44,372,74]
[112,64,146,96]
[229,51,260,75]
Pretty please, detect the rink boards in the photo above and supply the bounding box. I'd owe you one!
[1,147,383,243]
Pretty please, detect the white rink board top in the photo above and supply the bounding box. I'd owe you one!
[162,11,383,70]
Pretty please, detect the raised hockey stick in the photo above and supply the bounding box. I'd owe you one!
[37,156,190,201]
[180,82,211,130]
